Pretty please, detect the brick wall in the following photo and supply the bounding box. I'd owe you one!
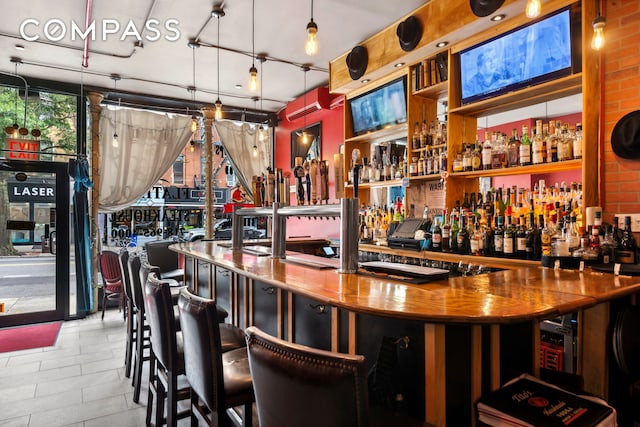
[602,0,640,221]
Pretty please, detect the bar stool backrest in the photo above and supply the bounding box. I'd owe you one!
[245,326,370,427]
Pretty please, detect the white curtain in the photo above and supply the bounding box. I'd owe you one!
[214,120,271,200]
[98,106,192,212]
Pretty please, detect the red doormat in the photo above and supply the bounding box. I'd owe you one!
[0,321,62,353]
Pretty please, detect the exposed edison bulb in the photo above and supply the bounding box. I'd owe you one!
[112,132,119,148]
[525,0,541,18]
[249,65,258,92]
[305,20,318,56]
[190,142,195,152]
[214,99,223,120]
[301,131,309,145]
[258,125,268,142]
[190,116,198,133]
[591,16,606,50]
[252,144,258,157]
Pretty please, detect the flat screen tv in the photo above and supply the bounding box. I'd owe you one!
[459,6,580,105]
[349,77,407,136]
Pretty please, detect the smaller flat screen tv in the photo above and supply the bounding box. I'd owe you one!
[460,7,578,105]
[349,77,407,136]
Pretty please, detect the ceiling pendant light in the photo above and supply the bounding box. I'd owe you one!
[252,99,259,157]
[214,6,224,120]
[111,74,121,148]
[112,98,121,148]
[525,0,541,18]
[188,39,200,133]
[591,0,606,50]
[305,0,318,56]
[248,0,258,92]
[258,55,267,142]
[301,65,310,145]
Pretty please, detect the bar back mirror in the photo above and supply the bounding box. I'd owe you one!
[290,121,321,169]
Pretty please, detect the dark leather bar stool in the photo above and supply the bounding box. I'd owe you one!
[178,289,254,427]
[144,273,191,427]
[117,249,135,378]
[245,326,431,427]
[127,254,152,405]
[145,239,184,282]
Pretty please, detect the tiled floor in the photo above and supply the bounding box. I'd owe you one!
[0,309,155,427]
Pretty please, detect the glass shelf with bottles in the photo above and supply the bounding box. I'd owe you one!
[450,120,584,178]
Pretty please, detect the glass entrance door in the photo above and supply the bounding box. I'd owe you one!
[0,160,70,327]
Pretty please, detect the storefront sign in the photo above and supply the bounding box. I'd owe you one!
[5,139,40,160]
[9,182,56,202]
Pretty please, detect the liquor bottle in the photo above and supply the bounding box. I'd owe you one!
[507,128,520,168]
[525,212,537,260]
[532,120,545,165]
[503,215,516,258]
[420,120,428,149]
[493,216,505,257]
[383,153,391,181]
[516,215,527,259]
[413,121,421,150]
[431,217,442,252]
[450,211,460,254]
[463,144,473,172]
[546,120,560,163]
[483,215,495,257]
[573,123,583,159]
[442,209,451,253]
[470,217,483,256]
[540,214,553,257]
[617,216,637,264]
[417,152,424,176]
[557,123,574,161]
[456,215,471,255]
[471,138,483,171]
[482,131,492,170]
[519,124,532,166]
[426,150,434,175]
[439,147,447,174]
[600,224,617,264]
[612,216,623,247]
[566,214,581,254]
[491,132,507,169]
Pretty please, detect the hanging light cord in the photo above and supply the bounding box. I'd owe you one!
[252,0,256,66]
[310,0,314,21]
[217,15,220,100]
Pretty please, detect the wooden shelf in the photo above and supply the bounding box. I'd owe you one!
[449,73,582,117]
[345,123,408,143]
[450,159,582,178]
[358,243,540,270]
[409,174,442,182]
[344,179,403,189]
[411,143,447,153]
[413,81,448,100]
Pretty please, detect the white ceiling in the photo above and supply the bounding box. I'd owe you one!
[0,0,428,114]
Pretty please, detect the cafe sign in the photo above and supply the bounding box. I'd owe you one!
[5,138,40,160]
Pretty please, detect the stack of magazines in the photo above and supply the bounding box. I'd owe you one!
[477,374,616,427]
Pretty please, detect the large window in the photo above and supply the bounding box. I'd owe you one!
[0,86,78,161]
[172,154,185,185]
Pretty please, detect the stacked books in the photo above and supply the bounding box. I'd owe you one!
[477,374,616,427]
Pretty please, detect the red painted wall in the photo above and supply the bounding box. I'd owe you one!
[274,89,345,239]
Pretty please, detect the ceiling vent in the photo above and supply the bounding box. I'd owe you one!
[285,87,330,122]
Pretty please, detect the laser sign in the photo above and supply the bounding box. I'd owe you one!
[5,138,40,160]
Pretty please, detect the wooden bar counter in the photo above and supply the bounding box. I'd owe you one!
[172,240,640,426]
